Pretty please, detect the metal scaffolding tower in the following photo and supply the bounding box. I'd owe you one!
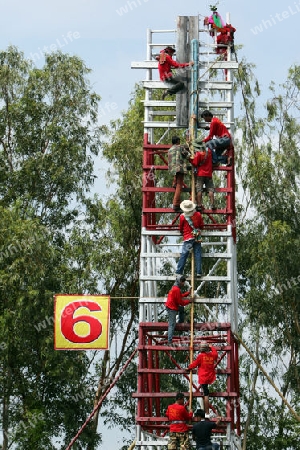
[131,14,241,449]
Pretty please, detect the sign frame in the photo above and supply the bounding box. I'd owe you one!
[54,294,110,350]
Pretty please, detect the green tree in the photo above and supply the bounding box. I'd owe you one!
[87,66,300,449]
[89,63,300,450]
[0,46,104,449]
[235,62,300,449]
[62,84,145,449]
[2,43,300,450]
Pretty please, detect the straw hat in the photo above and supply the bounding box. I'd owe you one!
[180,200,196,217]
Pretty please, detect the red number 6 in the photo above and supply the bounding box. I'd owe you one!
[61,301,102,343]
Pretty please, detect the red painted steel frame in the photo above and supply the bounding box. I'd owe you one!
[137,131,240,441]
[141,133,236,239]
[134,323,241,436]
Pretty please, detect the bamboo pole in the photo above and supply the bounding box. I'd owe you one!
[65,349,138,449]
[234,332,300,422]
[188,38,199,411]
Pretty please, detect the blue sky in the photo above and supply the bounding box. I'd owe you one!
[1,0,299,448]
[2,0,299,126]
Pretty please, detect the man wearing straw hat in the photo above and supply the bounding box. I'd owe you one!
[175,199,204,278]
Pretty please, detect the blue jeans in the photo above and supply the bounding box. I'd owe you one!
[197,444,219,450]
[207,136,231,151]
[166,307,177,343]
[207,137,231,164]
[176,239,202,275]
[178,306,184,323]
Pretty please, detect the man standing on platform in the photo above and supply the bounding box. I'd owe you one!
[168,136,191,212]
[166,392,193,450]
[190,139,217,211]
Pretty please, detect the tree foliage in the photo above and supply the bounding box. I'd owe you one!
[70,84,145,449]
[0,46,104,449]
[1,42,300,450]
[93,62,300,449]
[235,61,300,448]
[82,67,300,448]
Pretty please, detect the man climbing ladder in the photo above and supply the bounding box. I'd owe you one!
[157,46,194,100]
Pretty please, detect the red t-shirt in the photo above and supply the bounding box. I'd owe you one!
[191,149,213,177]
[165,285,190,311]
[217,24,236,44]
[158,52,189,81]
[165,403,193,432]
[188,346,218,384]
[203,117,231,142]
[179,212,204,241]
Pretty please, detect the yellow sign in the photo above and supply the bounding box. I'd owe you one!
[54,295,110,350]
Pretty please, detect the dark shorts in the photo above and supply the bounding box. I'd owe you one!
[201,384,210,396]
[197,444,219,450]
[196,177,214,193]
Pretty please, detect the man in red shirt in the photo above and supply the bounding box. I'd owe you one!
[216,23,236,56]
[157,46,194,100]
[166,275,194,345]
[175,200,204,278]
[165,392,193,450]
[190,139,216,211]
[168,136,192,212]
[200,110,232,165]
[186,342,218,417]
